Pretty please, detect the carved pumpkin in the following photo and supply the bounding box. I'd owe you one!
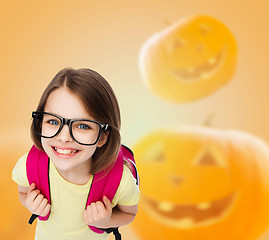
[139,15,237,103]
[0,144,35,240]
[132,126,269,240]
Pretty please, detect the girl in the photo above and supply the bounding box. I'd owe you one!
[12,68,140,240]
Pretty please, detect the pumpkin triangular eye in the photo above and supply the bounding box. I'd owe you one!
[155,152,165,162]
[193,146,226,167]
[197,152,218,166]
[142,141,165,163]
[173,39,185,49]
[166,34,185,53]
[199,24,211,35]
[168,175,184,186]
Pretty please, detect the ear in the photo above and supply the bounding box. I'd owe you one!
[97,130,109,148]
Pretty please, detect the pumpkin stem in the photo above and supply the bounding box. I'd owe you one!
[203,113,215,127]
[163,19,172,26]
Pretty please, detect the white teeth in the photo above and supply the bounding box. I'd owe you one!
[54,147,77,155]
[177,218,195,228]
[201,72,211,79]
[187,67,195,73]
[158,202,175,212]
[208,57,216,65]
[158,201,211,212]
[197,202,211,210]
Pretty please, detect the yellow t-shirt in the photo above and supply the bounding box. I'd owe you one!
[12,153,140,240]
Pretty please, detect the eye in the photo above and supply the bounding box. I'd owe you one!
[166,36,185,53]
[77,124,90,130]
[193,146,226,167]
[142,141,165,163]
[173,38,185,49]
[153,152,165,163]
[196,151,218,166]
[48,119,60,126]
[199,24,211,35]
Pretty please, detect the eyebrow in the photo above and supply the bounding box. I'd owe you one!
[43,111,95,121]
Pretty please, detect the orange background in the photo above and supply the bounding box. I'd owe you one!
[1,0,269,239]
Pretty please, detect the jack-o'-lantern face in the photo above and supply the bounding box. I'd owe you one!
[132,127,269,239]
[141,141,236,229]
[140,15,237,103]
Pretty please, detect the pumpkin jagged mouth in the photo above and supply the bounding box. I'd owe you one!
[143,193,236,229]
[170,48,225,82]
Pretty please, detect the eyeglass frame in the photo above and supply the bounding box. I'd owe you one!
[32,111,109,146]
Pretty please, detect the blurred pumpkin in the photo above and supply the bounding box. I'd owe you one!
[0,134,35,240]
[131,126,269,240]
[139,15,237,103]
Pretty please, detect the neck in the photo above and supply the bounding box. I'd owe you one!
[56,161,92,185]
[59,169,92,185]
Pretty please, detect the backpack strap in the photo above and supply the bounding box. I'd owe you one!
[100,227,121,240]
[26,145,51,223]
[86,147,124,234]
[87,145,139,240]
[121,145,140,186]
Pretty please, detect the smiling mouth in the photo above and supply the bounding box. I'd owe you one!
[53,147,79,156]
[170,48,225,82]
[143,193,236,229]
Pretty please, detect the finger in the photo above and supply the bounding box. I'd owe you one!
[34,192,44,204]
[38,198,48,213]
[27,189,41,203]
[28,183,36,194]
[103,196,111,209]
[83,210,87,224]
[86,204,92,215]
[32,194,44,211]
[90,203,99,221]
[84,206,93,224]
[40,203,51,217]
[95,201,105,216]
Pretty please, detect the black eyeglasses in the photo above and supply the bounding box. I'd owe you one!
[32,111,109,146]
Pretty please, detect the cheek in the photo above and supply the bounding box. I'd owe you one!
[81,145,98,159]
[41,138,50,152]
[40,138,56,160]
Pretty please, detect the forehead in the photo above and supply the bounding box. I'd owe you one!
[44,87,94,119]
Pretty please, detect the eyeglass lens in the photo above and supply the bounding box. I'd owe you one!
[34,112,101,145]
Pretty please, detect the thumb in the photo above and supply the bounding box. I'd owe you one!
[103,196,111,208]
[28,183,36,194]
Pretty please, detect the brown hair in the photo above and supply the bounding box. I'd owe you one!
[31,68,121,174]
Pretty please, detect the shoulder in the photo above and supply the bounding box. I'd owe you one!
[112,165,140,207]
[12,152,30,187]
[121,165,138,186]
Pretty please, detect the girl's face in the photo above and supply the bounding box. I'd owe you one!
[41,87,108,180]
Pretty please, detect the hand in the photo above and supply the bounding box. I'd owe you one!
[25,183,51,217]
[83,196,112,228]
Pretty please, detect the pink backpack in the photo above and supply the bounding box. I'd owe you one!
[26,144,139,240]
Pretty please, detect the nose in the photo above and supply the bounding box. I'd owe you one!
[168,174,184,186]
[196,44,205,52]
[56,124,73,143]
